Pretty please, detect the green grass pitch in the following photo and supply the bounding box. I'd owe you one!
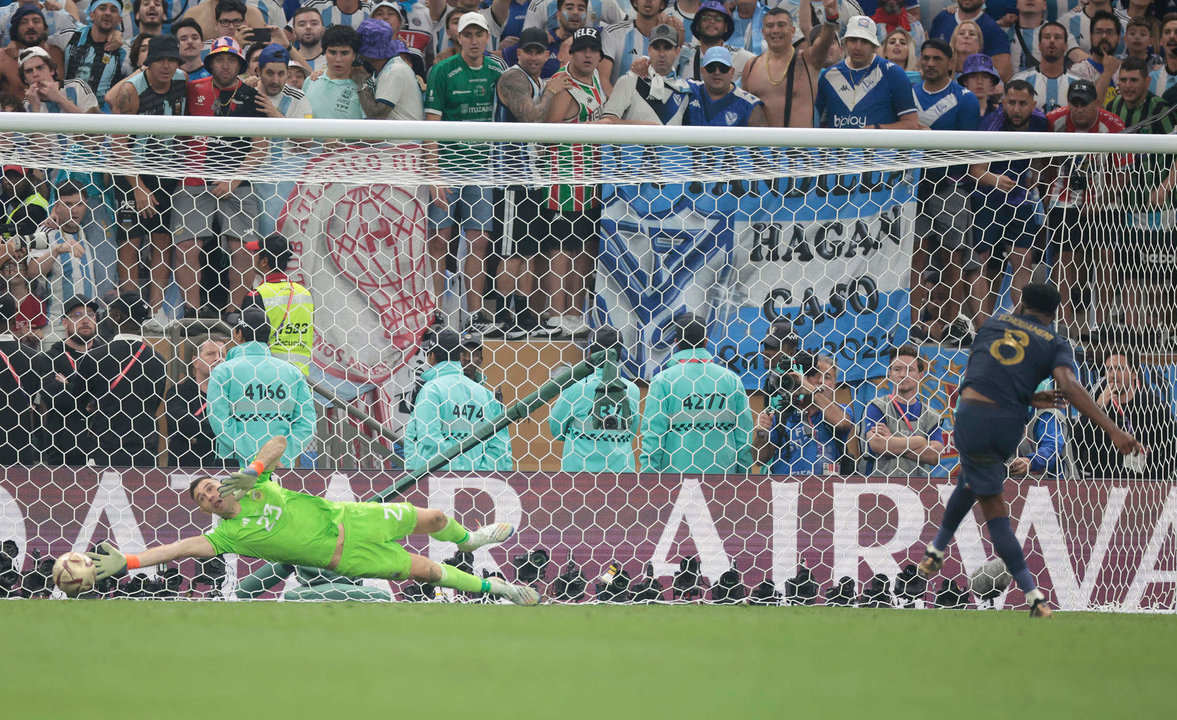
[4,602,1174,719]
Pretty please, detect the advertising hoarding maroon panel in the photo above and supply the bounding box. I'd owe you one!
[0,469,1172,610]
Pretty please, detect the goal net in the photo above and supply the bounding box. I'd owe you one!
[0,114,1174,611]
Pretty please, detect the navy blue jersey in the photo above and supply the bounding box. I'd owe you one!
[684,81,762,126]
[961,313,1076,410]
[815,56,917,129]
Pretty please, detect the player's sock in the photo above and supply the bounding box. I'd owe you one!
[931,485,978,552]
[436,564,491,594]
[987,516,1036,593]
[429,517,471,546]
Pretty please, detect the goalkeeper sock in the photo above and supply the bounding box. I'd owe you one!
[931,484,977,552]
[437,564,491,594]
[429,517,471,546]
[987,516,1036,593]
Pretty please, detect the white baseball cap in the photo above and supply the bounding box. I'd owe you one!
[17,46,51,69]
[842,15,880,46]
[457,12,489,33]
[372,0,406,19]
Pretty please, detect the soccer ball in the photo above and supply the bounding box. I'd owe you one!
[53,552,96,597]
[969,558,1012,602]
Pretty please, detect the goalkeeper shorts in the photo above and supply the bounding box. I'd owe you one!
[333,502,419,581]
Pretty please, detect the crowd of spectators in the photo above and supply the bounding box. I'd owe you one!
[0,0,1171,341]
[0,0,1175,476]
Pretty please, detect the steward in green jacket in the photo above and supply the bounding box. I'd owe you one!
[549,327,640,472]
[405,329,513,472]
[640,314,754,474]
[208,307,316,468]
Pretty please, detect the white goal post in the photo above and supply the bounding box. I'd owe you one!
[1,113,1174,610]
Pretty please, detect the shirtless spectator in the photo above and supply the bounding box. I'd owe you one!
[742,2,838,128]
[0,6,67,95]
[181,0,268,46]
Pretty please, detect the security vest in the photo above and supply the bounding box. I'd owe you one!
[6,192,49,229]
[252,272,314,375]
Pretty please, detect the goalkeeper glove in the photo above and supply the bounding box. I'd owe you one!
[219,467,259,499]
[86,541,128,581]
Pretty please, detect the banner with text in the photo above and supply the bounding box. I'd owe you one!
[595,151,916,383]
[2,469,1172,611]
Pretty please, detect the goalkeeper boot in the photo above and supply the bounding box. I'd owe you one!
[1027,589,1053,619]
[488,576,540,606]
[457,523,515,552]
[917,545,945,578]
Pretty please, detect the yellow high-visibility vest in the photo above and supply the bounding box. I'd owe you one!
[254,276,314,375]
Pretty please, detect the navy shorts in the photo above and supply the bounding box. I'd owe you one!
[954,400,1028,496]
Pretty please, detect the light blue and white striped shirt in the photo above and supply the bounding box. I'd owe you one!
[1011,67,1079,113]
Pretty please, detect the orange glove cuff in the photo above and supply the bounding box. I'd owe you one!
[249,461,265,474]
[125,554,141,570]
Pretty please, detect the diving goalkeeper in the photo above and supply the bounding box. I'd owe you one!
[86,436,539,605]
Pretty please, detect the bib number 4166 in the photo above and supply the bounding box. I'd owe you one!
[244,383,289,400]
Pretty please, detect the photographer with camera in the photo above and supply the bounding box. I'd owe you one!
[549,326,640,472]
[752,328,855,476]
[862,344,945,477]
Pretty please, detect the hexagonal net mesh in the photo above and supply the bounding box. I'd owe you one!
[0,116,1174,611]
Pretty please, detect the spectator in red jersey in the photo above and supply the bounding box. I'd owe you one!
[1043,78,1128,338]
[175,35,267,322]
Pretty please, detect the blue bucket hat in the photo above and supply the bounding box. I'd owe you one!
[691,0,734,42]
[957,53,1000,84]
[358,17,405,59]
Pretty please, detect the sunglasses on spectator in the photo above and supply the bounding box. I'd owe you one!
[703,63,731,73]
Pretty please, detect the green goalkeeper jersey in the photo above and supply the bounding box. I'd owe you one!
[205,471,345,568]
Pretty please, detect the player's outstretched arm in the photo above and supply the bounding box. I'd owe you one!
[86,537,217,581]
[1053,366,1146,456]
[253,435,288,472]
[219,436,289,498]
